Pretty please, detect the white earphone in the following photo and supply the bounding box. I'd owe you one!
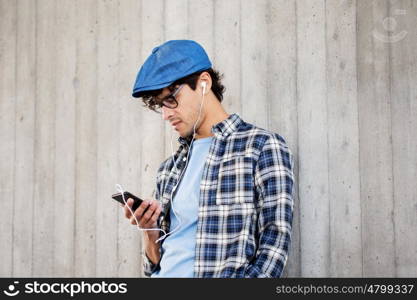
[160,80,207,241]
[201,81,206,95]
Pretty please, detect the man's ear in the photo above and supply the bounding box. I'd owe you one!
[199,71,212,93]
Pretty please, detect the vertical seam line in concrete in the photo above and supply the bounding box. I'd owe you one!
[94,0,98,277]
[324,0,332,276]
[387,0,397,277]
[367,1,377,277]
[239,0,242,115]
[353,0,364,277]
[73,0,79,277]
[324,0,331,277]
[212,0,216,64]
[266,0,271,130]
[31,0,38,278]
[187,0,190,37]
[294,0,302,277]
[12,0,18,277]
[94,1,98,276]
[116,0,121,276]
[52,0,57,276]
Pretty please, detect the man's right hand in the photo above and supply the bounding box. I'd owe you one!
[123,198,162,229]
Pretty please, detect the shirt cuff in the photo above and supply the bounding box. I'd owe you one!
[142,251,160,277]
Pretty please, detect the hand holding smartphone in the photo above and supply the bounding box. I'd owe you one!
[112,190,164,229]
[112,191,145,211]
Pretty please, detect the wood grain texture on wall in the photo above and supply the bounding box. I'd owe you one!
[0,0,416,277]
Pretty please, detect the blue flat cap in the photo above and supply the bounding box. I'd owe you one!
[132,40,212,98]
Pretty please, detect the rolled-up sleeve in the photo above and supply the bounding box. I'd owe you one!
[142,251,160,277]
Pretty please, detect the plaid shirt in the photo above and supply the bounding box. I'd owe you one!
[143,113,294,277]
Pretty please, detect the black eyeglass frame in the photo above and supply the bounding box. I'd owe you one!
[153,84,185,111]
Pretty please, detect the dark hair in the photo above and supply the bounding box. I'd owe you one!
[137,68,225,112]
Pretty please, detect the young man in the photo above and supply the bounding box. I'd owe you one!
[123,40,294,278]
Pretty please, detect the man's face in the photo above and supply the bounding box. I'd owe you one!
[159,84,204,138]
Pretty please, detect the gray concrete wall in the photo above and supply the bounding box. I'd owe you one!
[0,0,416,277]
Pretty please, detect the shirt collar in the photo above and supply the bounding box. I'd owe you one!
[177,113,243,145]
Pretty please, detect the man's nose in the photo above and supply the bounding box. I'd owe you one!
[161,106,173,120]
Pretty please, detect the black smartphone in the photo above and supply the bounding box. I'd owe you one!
[112,191,144,211]
[111,191,165,218]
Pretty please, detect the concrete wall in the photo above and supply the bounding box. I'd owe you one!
[0,0,416,277]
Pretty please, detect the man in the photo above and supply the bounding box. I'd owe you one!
[123,40,294,278]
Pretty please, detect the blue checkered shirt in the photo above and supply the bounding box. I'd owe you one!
[143,113,294,277]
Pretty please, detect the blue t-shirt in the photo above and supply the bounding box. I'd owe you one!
[152,136,213,277]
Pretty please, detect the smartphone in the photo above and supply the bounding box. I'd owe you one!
[112,191,145,211]
[111,191,165,217]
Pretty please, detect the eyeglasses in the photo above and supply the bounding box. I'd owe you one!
[153,84,184,112]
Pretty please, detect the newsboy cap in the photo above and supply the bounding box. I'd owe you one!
[132,40,212,98]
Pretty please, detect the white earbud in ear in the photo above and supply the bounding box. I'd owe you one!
[201,81,207,95]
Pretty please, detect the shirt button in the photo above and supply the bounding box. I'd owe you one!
[183,157,186,162]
